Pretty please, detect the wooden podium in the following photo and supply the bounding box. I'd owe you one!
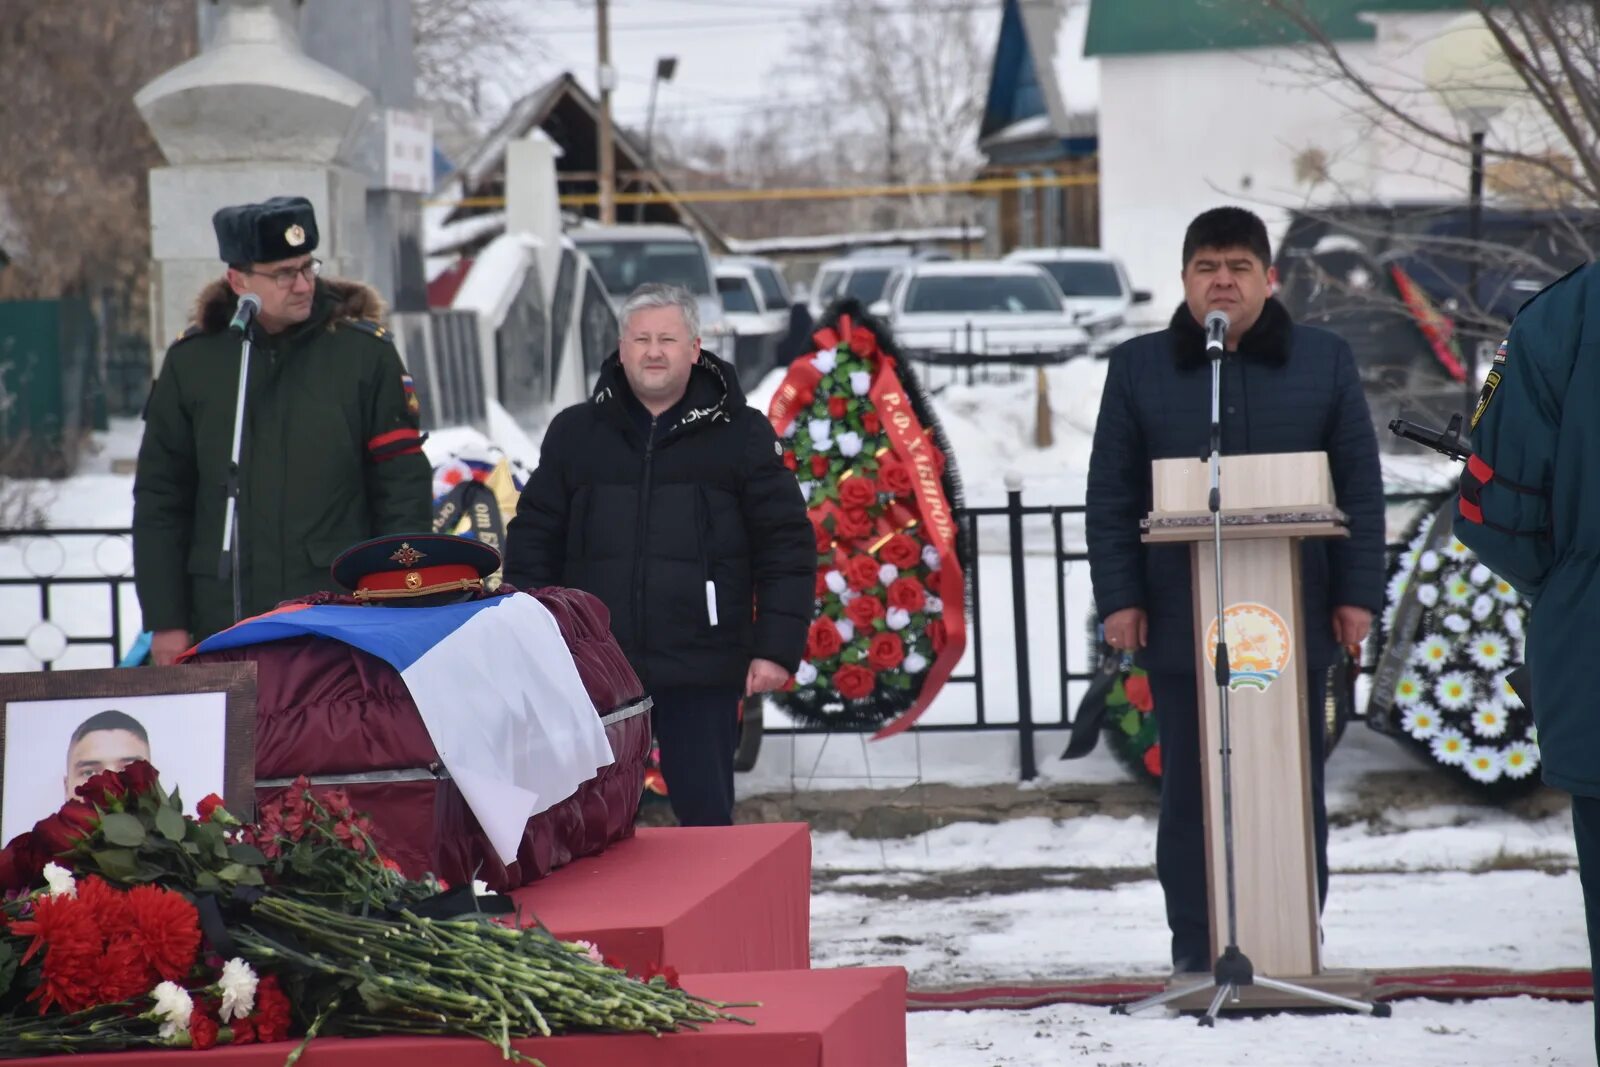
[1142,452,1370,1007]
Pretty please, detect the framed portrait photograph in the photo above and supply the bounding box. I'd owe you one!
[0,663,256,845]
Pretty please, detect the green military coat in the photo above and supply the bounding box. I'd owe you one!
[133,278,433,640]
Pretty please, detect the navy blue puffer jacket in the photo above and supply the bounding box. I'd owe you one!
[1086,299,1385,673]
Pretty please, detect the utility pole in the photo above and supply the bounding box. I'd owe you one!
[596,0,616,224]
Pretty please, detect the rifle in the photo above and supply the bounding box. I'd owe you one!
[1386,414,1533,713]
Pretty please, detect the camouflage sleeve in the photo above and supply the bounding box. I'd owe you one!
[132,356,197,632]
[1453,286,1573,599]
[361,342,434,535]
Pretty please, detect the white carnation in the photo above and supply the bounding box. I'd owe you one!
[807,418,833,446]
[42,862,76,900]
[824,570,847,594]
[836,618,856,642]
[795,661,819,686]
[1418,550,1441,574]
[922,544,941,571]
[903,651,929,673]
[886,607,912,631]
[850,370,872,396]
[218,958,258,1023]
[925,595,944,615]
[878,563,900,586]
[152,982,194,1040]
[782,419,797,438]
[812,347,838,373]
[837,431,864,457]
[1416,584,1439,607]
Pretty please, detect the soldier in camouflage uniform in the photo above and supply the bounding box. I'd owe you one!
[133,196,432,662]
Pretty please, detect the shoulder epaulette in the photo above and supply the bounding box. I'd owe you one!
[341,318,395,344]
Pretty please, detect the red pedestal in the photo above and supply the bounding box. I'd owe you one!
[510,823,812,976]
[5,968,908,1067]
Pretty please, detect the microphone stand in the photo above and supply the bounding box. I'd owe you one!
[1114,324,1390,1025]
[217,323,254,626]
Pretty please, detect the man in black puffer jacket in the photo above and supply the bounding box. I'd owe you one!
[1086,207,1384,972]
[504,283,815,826]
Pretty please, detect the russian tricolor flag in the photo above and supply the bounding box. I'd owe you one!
[195,593,613,864]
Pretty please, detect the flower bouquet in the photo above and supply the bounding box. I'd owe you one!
[1370,497,1538,794]
[0,762,750,1061]
[766,300,969,734]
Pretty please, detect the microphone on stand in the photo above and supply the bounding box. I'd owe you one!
[1205,308,1230,354]
[229,293,262,335]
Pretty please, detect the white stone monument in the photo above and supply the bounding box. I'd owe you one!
[135,0,372,371]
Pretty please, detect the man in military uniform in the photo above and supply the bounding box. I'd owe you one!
[133,196,432,663]
[1452,260,1600,1058]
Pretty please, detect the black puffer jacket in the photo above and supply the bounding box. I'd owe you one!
[503,352,815,690]
[1086,299,1385,673]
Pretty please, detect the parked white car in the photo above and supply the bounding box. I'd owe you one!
[1004,247,1151,354]
[869,261,1090,362]
[806,255,908,322]
[715,258,791,386]
[569,223,735,350]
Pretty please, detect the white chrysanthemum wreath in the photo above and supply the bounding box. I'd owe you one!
[1381,507,1538,791]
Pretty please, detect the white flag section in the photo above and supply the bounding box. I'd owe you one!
[399,594,613,863]
[193,592,614,865]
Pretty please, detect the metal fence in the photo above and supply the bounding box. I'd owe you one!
[0,491,1448,757]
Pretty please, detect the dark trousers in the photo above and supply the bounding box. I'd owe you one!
[1571,795,1600,1064]
[652,685,742,827]
[1148,668,1330,969]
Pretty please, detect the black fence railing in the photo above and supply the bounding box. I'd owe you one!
[0,492,1450,758]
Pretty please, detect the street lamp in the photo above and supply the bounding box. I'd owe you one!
[636,56,678,223]
[1424,14,1517,419]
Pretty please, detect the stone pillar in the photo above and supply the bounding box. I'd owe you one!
[135,0,372,372]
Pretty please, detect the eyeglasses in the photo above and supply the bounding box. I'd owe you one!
[244,258,322,289]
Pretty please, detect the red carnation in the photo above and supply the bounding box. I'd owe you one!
[807,618,844,660]
[119,760,160,796]
[835,508,872,541]
[844,555,881,592]
[1143,742,1163,777]
[189,1008,220,1050]
[929,618,948,654]
[252,976,292,1044]
[809,454,830,478]
[867,632,905,671]
[1125,673,1154,713]
[887,577,926,614]
[782,450,798,472]
[124,884,201,982]
[879,460,914,496]
[9,894,101,1014]
[74,769,126,810]
[834,663,876,700]
[846,595,884,630]
[838,476,877,510]
[828,396,847,419]
[229,1017,258,1045]
[197,793,225,823]
[880,534,921,570]
[862,411,881,435]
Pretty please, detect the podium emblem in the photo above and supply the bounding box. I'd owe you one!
[1205,602,1292,692]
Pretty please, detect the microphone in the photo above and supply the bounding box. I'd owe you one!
[1204,309,1230,354]
[229,293,262,335]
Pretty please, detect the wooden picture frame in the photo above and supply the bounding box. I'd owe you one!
[0,663,257,843]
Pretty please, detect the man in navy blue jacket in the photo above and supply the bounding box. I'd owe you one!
[1086,207,1385,972]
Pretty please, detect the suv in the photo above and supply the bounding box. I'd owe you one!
[871,260,1090,362]
[1004,247,1150,354]
[714,258,792,387]
[569,223,735,350]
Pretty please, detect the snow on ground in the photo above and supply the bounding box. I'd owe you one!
[5,383,1589,1066]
